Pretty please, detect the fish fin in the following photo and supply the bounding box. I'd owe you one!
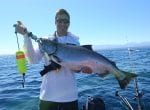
[96,70,110,77]
[50,58,62,69]
[118,71,138,89]
[81,45,93,51]
[49,55,62,64]
[97,72,109,77]
[109,60,119,69]
[51,60,61,68]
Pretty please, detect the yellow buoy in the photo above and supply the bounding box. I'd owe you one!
[16,51,27,74]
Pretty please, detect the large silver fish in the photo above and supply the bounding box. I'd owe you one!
[39,38,137,89]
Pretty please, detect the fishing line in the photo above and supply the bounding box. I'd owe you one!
[127,40,144,110]
[116,36,144,110]
[14,25,27,88]
[15,31,20,50]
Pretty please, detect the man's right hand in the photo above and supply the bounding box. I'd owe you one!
[14,21,28,35]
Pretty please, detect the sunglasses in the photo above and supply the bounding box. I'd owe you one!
[56,19,70,24]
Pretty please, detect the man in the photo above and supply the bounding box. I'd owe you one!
[15,9,92,110]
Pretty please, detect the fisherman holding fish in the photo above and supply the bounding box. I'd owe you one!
[14,9,92,110]
[14,8,138,110]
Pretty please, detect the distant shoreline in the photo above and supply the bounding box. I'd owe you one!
[93,43,150,50]
[0,42,150,55]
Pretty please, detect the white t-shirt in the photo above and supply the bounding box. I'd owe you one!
[23,32,80,102]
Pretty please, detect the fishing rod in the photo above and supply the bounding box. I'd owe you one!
[13,24,27,88]
[133,78,144,110]
[116,44,145,110]
[128,47,144,110]
[115,91,134,110]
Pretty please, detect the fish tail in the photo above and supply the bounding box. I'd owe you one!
[117,71,137,89]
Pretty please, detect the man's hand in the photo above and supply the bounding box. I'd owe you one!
[81,66,93,74]
[14,21,28,35]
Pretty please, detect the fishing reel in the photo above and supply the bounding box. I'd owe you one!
[133,79,144,101]
[133,91,144,101]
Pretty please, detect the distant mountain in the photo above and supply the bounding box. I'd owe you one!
[125,41,150,48]
[93,41,150,50]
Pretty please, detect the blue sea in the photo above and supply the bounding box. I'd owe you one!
[0,47,150,110]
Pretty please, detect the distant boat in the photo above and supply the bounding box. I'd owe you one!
[127,47,140,52]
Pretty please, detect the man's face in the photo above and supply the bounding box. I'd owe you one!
[55,14,70,35]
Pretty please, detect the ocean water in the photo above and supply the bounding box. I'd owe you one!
[0,47,150,110]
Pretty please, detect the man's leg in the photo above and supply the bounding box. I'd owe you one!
[39,100,78,110]
[59,100,78,110]
[39,100,57,110]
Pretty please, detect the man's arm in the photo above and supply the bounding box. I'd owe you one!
[14,21,43,64]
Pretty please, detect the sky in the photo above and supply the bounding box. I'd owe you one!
[0,0,150,54]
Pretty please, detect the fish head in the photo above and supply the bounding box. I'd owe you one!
[39,38,57,54]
